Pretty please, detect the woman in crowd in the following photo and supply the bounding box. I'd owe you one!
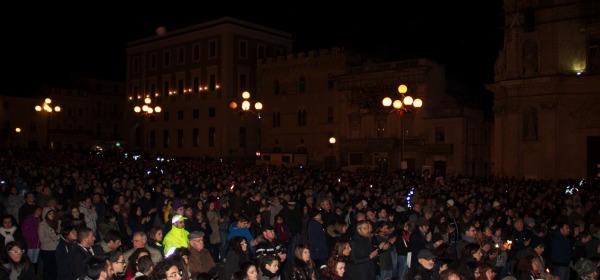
[131,255,153,280]
[128,206,152,235]
[395,220,412,279]
[124,248,151,280]
[149,257,183,280]
[55,225,77,280]
[233,261,258,280]
[331,239,351,260]
[206,201,221,261]
[21,206,42,274]
[147,226,165,256]
[320,255,346,280]
[515,255,542,280]
[38,207,60,280]
[0,241,37,280]
[62,205,86,229]
[289,243,316,280]
[258,255,281,280]
[108,250,127,280]
[273,214,291,247]
[475,262,496,280]
[224,236,253,280]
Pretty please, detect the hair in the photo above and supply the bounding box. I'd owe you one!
[460,243,481,261]
[232,261,256,280]
[136,255,154,275]
[107,250,123,264]
[149,257,182,280]
[321,255,345,279]
[60,225,76,239]
[126,247,151,276]
[237,213,250,223]
[439,269,461,280]
[103,229,122,244]
[85,256,110,279]
[77,227,94,243]
[355,220,370,231]
[294,244,314,268]
[229,236,248,254]
[1,241,30,270]
[476,262,494,280]
[148,226,163,242]
[516,255,535,272]
[332,239,351,257]
[44,208,60,231]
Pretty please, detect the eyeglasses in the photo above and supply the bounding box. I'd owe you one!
[9,249,25,254]
[241,242,248,245]
[167,270,183,278]
[133,239,146,243]
[114,261,126,264]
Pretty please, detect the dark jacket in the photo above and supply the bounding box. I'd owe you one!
[289,258,314,280]
[404,262,436,280]
[0,262,38,280]
[55,237,74,280]
[347,233,377,280]
[68,244,94,280]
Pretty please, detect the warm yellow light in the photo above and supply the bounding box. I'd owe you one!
[154,106,161,113]
[35,106,42,111]
[15,128,21,133]
[145,97,151,104]
[45,98,52,104]
[413,98,423,108]
[230,102,238,109]
[43,105,51,111]
[242,91,251,99]
[403,96,414,106]
[134,106,141,113]
[242,100,251,111]
[329,137,336,144]
[147,107,154,114]
[54,106,61,112]
[255,102,263,111]
[142,105,149,112]
[393,100,403,109]
[382,97,392,107]
[398,84,408,94]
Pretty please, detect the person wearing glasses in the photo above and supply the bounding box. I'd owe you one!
[0,241,37,280]
[123,232,163,264]
[224,236,253,280]
[149,257,184,280]
[108,250,127,280]
[404,249,437,280]
[187,231,217,278]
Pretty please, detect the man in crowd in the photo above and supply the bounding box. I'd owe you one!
[255,224,287,263]
[163,214,189,256]
[68,227,96,280]
[187,231,217,278]
[347,220,389,280]
[123,231,163,264]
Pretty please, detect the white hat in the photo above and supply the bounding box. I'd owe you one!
[446,199,455,206]
[492,201,501,208]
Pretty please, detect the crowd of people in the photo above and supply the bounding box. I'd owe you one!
[0,149,598,280]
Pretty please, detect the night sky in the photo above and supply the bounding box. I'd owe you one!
[7,2,504,96]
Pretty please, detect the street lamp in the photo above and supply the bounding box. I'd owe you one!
[134,97,162,115]
[35,98,61,149]
[327,136,336,169]
[229,91,263,118]
[381,84,423,170]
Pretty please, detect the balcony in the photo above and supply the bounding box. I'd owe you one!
[424,144,454,154]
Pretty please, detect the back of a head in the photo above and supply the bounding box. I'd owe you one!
[136,255,154,275]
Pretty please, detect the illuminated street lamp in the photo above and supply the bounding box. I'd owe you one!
[381,84,423,170]
[35,98,61,149]
[134,97,162,115]
[230,91,263,118]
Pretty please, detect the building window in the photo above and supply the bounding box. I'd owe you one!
[209,127,215,147]
[177,110,183,120]
[132,57,139,73]
[327,106,334,123]
[298,77,306,93]
[178,79,184,95]
[163,130,169,148]
[328,74,335,90]
[133,86,138,100]
[178,47,185,64]
[150,53,157,70]
[163,81,170,97]
[239,74,247,92]
[524,7,536,32]
[163,51,171,67]
[239,40,248,58]
[273,80,280,95]
[435,127,446,143]
[150,84,156,98]
[193,128,199,147]
[257,44,266,59]
[297,109,307,126]
[150,130,156,148]
[272,111,281,128]
[193,77,199,93]
[193,44,200,62]
[239,127,246,147]
[193,109,199,119]
[209,40,217,58]
[163,111,169,121]
[209,107,215,118]
[177,129,184,148]
[209,74,216,91]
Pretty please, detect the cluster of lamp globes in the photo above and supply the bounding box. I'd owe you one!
[134,97,162,114]
[34,98,61,113]
[381,84,423,111]
[229,91,263,112]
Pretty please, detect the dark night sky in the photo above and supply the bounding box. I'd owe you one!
[7,2,504,96]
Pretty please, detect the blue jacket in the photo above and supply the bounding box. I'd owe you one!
[228,222,255,251]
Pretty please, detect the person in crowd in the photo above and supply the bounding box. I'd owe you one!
[131,255,153,280]
[551,223,573,280]
[289,243,316,280]
[107,250,127,280]
[149,257,183,280]
[205,201,221,262]
[475,262,496,280]
[374,221,397,280]
[256,224,287,263]
[38,206,60,280]
[331,239,352,260]
[83,256,114,280]
[326,221,349,253]
[18,192,36,225]
[320,255,346,280]
[308,211,329,268]
[229,213,258,252]
[347,220,388,280]
[163,215,190,256]
[187,231,217,278]
[224,236,253,280]
[1,215,25,247]
[123,231,163,264]
[124,248,150,280]
[571,258,598,280]
[98,210,122,244]
[128,206,152,236]
[395,220,411,279]
[273,214,291,247]
[233,261,259,280]
[147,226,165,257]
[515,255,542,280]
[409,217,431,266]
[55,225,77,280]
[98,230,123,253]
[404,249,438,280]
[79,197,99,238]
[68,227,96,280]
[63,206,86,230]
[0,241,37,280]
[21,205,42,274]
[258,255,281,280]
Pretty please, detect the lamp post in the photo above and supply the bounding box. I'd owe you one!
[133,97,162,150]
[15,127,21,148]
[229,91,263,118]
[328,136,336,169]
[381,84,423,170]
[35,98,61,149]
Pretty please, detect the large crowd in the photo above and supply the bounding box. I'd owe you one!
[0,149,598,280]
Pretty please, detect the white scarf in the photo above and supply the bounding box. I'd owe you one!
[0,226,17,244]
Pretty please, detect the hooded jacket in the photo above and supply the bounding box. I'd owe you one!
[163,226,189,255]
[38,207,60,251]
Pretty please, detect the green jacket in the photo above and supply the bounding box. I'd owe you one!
[163,226,189,255]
